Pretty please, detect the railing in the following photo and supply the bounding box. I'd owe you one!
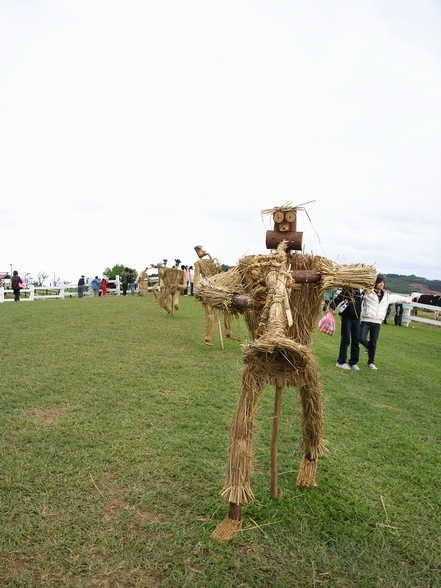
[402,301,441,327]
[0,286,67,302]
[0,276,135,301]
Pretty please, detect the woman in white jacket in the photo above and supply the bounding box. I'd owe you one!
[360,275,410,370]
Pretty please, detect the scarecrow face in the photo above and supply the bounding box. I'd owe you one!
[265,207,303,251]
[273,210,296,232]
[194,245,208,259]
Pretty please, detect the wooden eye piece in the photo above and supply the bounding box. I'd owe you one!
[273,211,284,223]
[285,211,296,222]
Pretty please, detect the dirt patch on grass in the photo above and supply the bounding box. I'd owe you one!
[25,407,69,426]
[103,496,127,520]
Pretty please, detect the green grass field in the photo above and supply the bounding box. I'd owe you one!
[1,294,440,587]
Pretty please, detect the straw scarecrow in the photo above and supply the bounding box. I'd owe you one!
[195,203,377,542]
[193,245,241,348]
[136,268,149,297]
[150,260,187,316]
[148,261,168,300]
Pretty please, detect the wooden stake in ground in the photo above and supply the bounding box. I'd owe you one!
[216,311,224,350]
[271,383,283,500]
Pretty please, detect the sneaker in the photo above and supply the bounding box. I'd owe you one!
[350,364,360,371]
[336,363,350,370]
[368,363,378,370]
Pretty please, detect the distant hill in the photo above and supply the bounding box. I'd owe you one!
[383,274,441,295]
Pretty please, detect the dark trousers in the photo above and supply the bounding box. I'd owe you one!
[337,316,360,366]
[122,283,128,295]
[360,321,381,364]
[395,304,403,326]
[13,288,20,302]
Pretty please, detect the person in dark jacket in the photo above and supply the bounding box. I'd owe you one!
[78,275,85,298]
[121,267,129,296]
[394,302,403,326]
[330,288,364,371]
[11,270,22,302]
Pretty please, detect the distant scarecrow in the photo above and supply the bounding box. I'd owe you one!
[150,260,187,317]
[195,203,376,541]
[136,268,149,297]
[193,245,241,348]
[148,261,168,300]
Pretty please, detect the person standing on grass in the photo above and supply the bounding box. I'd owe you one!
[101,277,108,296]
[128,269,136,295]
[360,275,410,370]
[78,275,85,298]
[330,287,364,371]
[180,265,189,295]
[91,276,101,297]
[394,302,404,326]
[11,270,22,302]
[121,267,129,296]
[184,266,191,295]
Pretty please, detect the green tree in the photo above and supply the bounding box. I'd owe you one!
[103,264,126,280]
[103,264,138,280]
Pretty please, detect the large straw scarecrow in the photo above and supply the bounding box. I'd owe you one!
[193,245,241,348]
[195,203,376,542]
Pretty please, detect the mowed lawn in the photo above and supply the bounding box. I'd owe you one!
[1,294,440,587]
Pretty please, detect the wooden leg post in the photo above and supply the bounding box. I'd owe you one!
[217,311,224,350]
[271,383,283,499]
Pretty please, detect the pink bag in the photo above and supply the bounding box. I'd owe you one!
[317,311,336,335]
[18,279,25,289]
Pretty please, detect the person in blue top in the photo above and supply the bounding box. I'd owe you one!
[91,276,101,297]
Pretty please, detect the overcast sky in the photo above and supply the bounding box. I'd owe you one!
[1,0,440,284]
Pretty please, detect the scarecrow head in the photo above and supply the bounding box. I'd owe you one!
[194,245,210,259]
[263,204,304,251]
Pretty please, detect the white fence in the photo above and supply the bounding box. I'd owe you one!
[0,286,68,302]
[0,275,157,301]
[402,301,441,327]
